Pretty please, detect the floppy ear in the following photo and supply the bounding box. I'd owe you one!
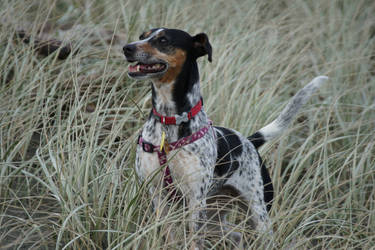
[192,33,212,62]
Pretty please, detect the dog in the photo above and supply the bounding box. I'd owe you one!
[123,27,328,248]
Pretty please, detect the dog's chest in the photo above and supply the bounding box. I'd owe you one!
[136,146,204,187]
[135,120,217,189]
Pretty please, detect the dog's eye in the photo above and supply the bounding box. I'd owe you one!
[158,37,168,44]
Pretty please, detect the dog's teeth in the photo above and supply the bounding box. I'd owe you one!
[136,65,140,71]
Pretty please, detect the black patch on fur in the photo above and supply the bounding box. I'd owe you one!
[248,131,266,149]
[150,29,194,55]
[258,153,273,212]
[172,55,201,138]
[214,127,243,177]
[192,33,212,62]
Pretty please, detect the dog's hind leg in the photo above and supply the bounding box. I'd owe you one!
[224,171,272,234]
[206,187,245,247]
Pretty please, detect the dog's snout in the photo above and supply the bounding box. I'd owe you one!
[123,44,136,57]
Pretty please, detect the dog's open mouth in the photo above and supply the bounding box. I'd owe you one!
[128,62,167,78]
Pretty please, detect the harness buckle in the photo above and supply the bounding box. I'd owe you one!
[175,112,189,125]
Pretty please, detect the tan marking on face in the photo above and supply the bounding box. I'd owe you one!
[158,49,186,83]
[154,30,165,38]
[143,30,152,38]
[136,43,187,85]
[137,42,157,54]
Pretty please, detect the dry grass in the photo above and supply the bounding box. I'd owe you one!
[1,0,374,249]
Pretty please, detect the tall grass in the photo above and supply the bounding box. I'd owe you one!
[1,0,374,249]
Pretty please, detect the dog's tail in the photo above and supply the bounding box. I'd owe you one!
[248,76,328,149]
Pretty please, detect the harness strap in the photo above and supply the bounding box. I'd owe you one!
[138,125,211,200]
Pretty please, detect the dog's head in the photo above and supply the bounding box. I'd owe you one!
[123,28,212,82]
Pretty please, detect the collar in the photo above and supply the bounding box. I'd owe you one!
[152,99,203,125]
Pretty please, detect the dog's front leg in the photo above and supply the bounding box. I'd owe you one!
[185,185,209,250]
[170,149,214,249]
[148,185,176,245]
[149,186,169,218]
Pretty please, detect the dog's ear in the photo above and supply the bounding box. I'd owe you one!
[192,33,212,62]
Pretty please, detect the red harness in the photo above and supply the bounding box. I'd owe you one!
[138,100,210,200]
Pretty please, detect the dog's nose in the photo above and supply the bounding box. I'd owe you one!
[123,44,136,57]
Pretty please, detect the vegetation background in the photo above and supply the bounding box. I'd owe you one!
[1,0,374,249]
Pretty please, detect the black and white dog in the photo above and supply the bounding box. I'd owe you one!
[123,27,327,248]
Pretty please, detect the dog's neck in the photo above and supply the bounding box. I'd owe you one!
[145,60,209,141]
[151,60,201,116]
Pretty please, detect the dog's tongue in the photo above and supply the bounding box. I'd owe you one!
[128,64,139,73]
